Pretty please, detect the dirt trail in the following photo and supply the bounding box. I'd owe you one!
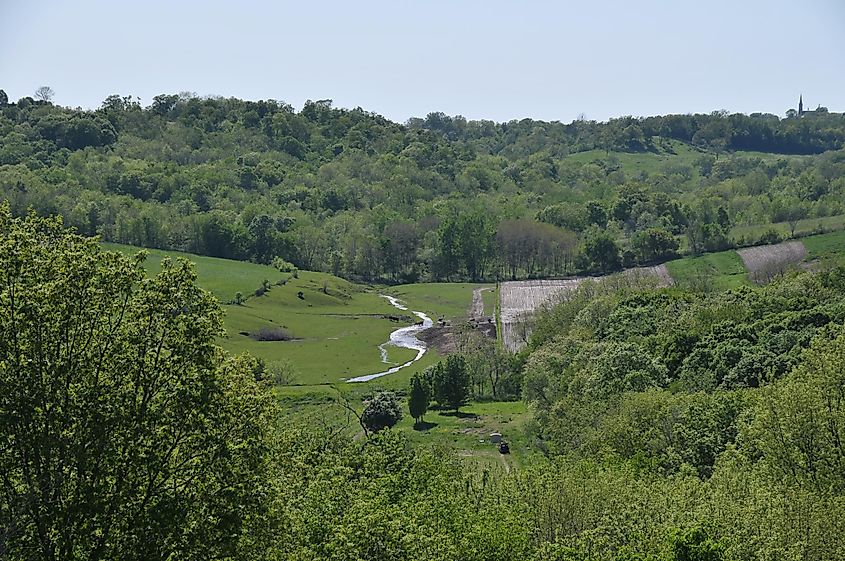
[469,287,493,319]
[499,453,512,473]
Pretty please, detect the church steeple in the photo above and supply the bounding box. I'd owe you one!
[799,94,804,117]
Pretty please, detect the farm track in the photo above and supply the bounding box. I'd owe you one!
[469,287,493,319]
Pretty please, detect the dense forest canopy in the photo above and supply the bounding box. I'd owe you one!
[2,89,845,281]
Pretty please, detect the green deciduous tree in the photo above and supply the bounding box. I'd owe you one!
[433,355,470,412]
[745,332,845,493]
[361,391,403,433]
[582,230,622,272]
[0,207,278,561]
[631,227,680,264]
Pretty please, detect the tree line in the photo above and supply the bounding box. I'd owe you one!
[1,89,845,282]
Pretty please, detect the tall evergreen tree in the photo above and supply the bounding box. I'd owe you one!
[408,373,430,424]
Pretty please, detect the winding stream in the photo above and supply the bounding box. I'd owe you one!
[346,295,433,383]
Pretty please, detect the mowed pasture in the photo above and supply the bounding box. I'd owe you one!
[386,282,492,320]
[103,242,283,301]
[803,229,845,268]
[665,250,750,291]
[103,243,431,385]
[499,265,673,352]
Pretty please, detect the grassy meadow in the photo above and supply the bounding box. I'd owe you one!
[103,231,845,468]
[802,229,845,267]
[385,282,493,320]
[105,243,432,385]
[665,250,750,291]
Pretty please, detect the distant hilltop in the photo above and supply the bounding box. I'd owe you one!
[788,94,831,119]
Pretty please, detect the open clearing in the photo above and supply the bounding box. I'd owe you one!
[665,250,749,291]
[103,242,283,301]
[386,282,491,321]
[802,229,845,267]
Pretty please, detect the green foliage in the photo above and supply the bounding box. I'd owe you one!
[582,229,622,272]
[2,92,844,284]
[361,391,404,433]
[743,331,845,493]
[408,373,430,423]
[632,227,680,263]
[524,269,845,477]
[272,255,297,272]
[432,355,471,411]
[0,206,278,561]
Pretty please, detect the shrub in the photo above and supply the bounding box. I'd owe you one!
[272,256,297,273]
[250,326,293,341]
[758,228,782,245]
[361,392,403,433]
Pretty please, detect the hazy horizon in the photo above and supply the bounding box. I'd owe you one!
[2,0,843,123]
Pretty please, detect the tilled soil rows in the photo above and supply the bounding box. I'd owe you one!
[499,265,673,352]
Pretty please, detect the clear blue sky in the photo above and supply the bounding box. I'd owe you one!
[1,0,843,123]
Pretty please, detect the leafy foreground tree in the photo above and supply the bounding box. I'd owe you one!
[0,207,278,561]
[361,391,403,434]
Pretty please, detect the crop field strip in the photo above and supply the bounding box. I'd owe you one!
[737,240,808,283]
[499,265,673,352]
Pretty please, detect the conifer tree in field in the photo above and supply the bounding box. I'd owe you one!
[408,373,430,424]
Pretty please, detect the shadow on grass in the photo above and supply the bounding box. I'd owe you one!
[413,421,438,431]
[438,410,478,419]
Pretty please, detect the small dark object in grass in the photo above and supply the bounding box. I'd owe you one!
[297,291,304,300]
[251,327,293,341]
[498,441,510,454]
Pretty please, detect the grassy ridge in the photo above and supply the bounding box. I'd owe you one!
[102,242,282,301]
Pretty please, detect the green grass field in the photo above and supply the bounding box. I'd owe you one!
[397,400,535,471]
[666,250,750,291]
[102,243,456,385]
[803,229,845,267]
[102,243,283,301]
[386,282,492,320]
[563,140,706,179]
